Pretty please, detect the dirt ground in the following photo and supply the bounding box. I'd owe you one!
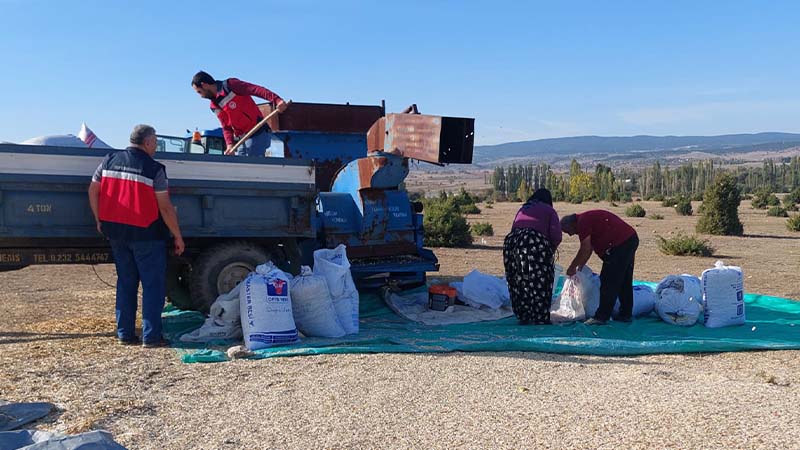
[1,200,799,449]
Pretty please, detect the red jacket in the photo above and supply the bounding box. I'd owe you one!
[210,78,283,145]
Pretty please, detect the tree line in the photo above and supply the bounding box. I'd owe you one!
[491,157,800,203]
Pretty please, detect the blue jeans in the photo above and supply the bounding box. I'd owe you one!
[235,129,272,157]
[110,239,167,343]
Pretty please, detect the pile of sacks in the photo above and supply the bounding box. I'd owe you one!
[181,244,360,350]
[548,260,744,328]
[654,261,745,328]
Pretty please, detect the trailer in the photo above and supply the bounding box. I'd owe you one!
[0,102,474,312]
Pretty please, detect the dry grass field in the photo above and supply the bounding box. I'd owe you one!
[1,199,799,449]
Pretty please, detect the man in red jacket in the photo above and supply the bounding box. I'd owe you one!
[191,71,287,157]
[560,209,639,325]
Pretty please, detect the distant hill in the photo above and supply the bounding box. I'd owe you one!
[473,132,800,165]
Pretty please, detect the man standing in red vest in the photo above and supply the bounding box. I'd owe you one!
[191,71,287,157]
[88,124,185,347]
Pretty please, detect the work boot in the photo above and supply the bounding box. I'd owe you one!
[142,339,169,349]
[615,316,633,323]
[118,336,141,346]
[583,317,608,326]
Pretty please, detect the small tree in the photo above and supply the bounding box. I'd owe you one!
[625,204,646,217]
[787,215,800,232]
[696,173,743,236]
[470,222,494,236]
[423,198,473,247]
[675,199,693,216]
[768,206,789,217]
[752,189,780,209]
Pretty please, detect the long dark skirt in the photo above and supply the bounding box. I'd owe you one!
[503,227,555,324]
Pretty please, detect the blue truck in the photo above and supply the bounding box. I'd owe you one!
[0,101,474,312]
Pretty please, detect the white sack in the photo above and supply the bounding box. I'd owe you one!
[313,245,359,334]
[614,285,657,318]
[701,261,745,328]
[550,266,600,323]
[461,270,511,310]
[209,283,242,326]
[239,262,299,350]
[290,266,346,337]
[180,317,243,343]
[655,275,703,326]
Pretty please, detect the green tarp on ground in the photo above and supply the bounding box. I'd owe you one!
[162,281,800,363]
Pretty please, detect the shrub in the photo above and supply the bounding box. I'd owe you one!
[697,173,743,236]
[460,203,481,214]
[470,222,494,236]
[783,189,800,207]
[625,204,646,217]
[657,233,714,257]
[620,192,633,203]
[691,193,705,202]
[661,197,678,207]
[651,194,665,202]
[675,199,693,216]
[787,204,799,212]
[423,198,473,247]
[752,189,780,209]
[767,206,788,217]
[570,196,583,204]
[649,213,665,220]
[787,215,800,232]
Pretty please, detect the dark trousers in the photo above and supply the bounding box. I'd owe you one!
[595,234,639,321]
[109,239,167,343]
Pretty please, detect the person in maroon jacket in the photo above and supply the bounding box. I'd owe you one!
[191,71,287,157]
[560,209,639,325]
[503,188,561,325]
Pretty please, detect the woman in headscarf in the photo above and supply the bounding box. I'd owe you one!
[503,188,561,324]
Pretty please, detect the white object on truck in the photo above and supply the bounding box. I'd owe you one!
[701,261,746,328]
[21,135,88,147]
[290,266,347,337]
[239,262,299,350]
[550,266,600,323]
[655,275,703,326]
[313,245,359,334]
[614,285,657,318]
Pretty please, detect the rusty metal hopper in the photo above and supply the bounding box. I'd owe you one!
[366,113,474,164]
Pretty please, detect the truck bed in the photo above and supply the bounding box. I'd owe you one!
[0,144,317,267]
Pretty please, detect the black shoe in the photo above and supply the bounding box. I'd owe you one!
[142,339,169,349]
[584,317,608,326]
[118,336,141,346]
[615,316,633,323]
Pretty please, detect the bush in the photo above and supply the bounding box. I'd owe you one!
[661,197,678,207]
[470,222,494,236]
[460,203,481,214]
[691,193,705,202]
[570,196,583,204]
[752,190,780,209]
[620,192,633,203]
[767,206,788,217]
[657,233,714,257]
[423,198,473,247]
[651,194,665,202]
[625,204,646,217]
[697,173,743,236]
[649,213,665,220]
[787,215,800,232]
[675,199,693,216]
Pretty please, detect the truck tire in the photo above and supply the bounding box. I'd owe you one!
[166,258,194,311]
[189,241,269,313]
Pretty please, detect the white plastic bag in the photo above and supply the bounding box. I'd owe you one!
[180,317,243,343]
[461,270,511,310]
[614,285,657,318]
[239,262,299,350]
[313,245,359,334]
[550,266,600,323]
[702,261,745,328]
[209,283,242,326]
[290,266,347,337]
[655,275,703,326]
[181,285,244,342]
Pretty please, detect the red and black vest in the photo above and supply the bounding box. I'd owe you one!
[210,79,263,138]
[98,148,169,241]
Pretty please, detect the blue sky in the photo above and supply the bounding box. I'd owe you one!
[1,0,799,147]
